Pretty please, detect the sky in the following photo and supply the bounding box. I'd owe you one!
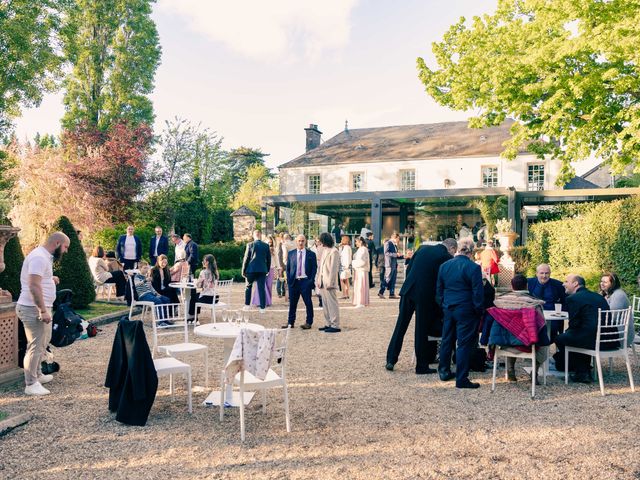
[15,1,504,170]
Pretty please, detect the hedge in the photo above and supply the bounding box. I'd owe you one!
[0,235,24,300]
[52,216,96,308]
[527,196,640,293]
[218,268,244,282]
[199,242,247,270]
[92,222,158,261]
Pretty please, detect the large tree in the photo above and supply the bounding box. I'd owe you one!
[418,0,640,181]
[61,0,161,130]
[225,147,269,194]
[231,164,278,215]
[0,0,68,136]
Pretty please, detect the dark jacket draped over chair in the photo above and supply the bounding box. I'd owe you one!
[105,320,158,426]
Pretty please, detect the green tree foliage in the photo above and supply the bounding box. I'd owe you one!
[51,216,96,308]
[418,0,640,181]
[468,196,507,238]
[0,0,68,135]
[527,196,640,289]
[61,0,161,130]
[231,164,278,214]
[0,235,25,300]
[225,147,269,194]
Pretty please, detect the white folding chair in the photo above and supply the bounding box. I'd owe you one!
[632,296,640,362]
[220,326,291,442]
[492,345,546,398]
[216,279,234,307]
[565,307,635,396]
[127,274,154,322]
[151,303,209,388]
[95,281,116,302]
[154,357,192,413]
[410,336,441,366]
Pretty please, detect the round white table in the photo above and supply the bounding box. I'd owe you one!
[169,281,196,307]
[194,322,265,407]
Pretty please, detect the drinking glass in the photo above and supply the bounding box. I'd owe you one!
[236,310,243,324]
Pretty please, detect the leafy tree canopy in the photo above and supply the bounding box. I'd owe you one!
[61,0,161,130]
[418,0,640,182]
[232,164,278,215]
[0,0,69,136]
[225,147,269,194]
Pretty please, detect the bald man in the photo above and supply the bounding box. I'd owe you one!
[527,264,566,341]
[285,234,317,330]
[17,232,70,396]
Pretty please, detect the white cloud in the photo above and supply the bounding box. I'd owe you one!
[158,0,359,63]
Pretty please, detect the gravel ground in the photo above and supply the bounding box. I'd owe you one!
[1,285,639,480]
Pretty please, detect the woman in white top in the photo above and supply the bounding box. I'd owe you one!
[600,272,634,345]
[352,236,370,307]
[339,235,353,299]
[189,254,219,317]
[88,246,126,298]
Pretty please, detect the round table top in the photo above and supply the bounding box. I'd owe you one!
[194,322,265,339]
[543,310,568,320]
[169,282,196,289]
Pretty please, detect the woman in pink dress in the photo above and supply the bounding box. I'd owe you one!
[352,236,370,308]
[251,235,276,307]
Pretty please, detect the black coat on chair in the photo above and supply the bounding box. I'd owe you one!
[105,319,158,426]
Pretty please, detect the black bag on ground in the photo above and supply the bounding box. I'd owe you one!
[51,289,84,348]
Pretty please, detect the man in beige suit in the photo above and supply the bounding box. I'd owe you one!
[315,232,341,333]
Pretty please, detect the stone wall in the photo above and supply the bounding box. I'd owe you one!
[233,215,256,242]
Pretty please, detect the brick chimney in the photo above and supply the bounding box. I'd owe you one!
[304,124,322,152]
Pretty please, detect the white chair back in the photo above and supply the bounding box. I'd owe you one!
[596,307,631,351]
[271,326,290,378]
[217,279,234,305]
[151,303,189,354]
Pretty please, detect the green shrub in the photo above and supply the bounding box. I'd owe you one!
[0,235,24,300]
[218,268,244,282]
[52,216,96,308]
[199,241,247,270]
[528,196,640,292]
[510,246,530,275]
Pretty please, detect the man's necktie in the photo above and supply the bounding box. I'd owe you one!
[297,250,303,277]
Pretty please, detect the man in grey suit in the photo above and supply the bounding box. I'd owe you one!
[242,230,271,312]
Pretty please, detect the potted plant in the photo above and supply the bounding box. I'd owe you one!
[494,218,519,262]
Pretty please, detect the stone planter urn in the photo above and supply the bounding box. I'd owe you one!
[495,231,519,263]
[0,225,20,383]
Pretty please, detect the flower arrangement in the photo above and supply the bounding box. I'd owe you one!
[495,218,513,234]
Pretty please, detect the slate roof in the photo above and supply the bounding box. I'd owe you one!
[279,120,528,168]
[563,176,600,189]
[230,206,258,217]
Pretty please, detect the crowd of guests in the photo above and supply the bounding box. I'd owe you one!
[385,235,639,388]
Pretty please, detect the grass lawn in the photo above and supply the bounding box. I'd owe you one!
[76,302,128,320]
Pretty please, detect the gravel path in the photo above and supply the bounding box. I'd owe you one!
[1,285,639,479]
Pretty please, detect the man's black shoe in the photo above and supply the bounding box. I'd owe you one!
[385,362,394,371]
[318,326,328,331]
[416,367,437,375]
[300,323,312,330]
[324,327,341,333]
[570,372,593,384]
[281,324,292,329]
[456,380,480,389]
[439,372,455,381]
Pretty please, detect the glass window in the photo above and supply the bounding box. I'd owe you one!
[351,172,364,192]
[307,174,321,194]
[482,166,498,187]
[527,164,545,191]
[400,169,416,191]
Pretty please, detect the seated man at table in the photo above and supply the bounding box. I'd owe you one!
[488,274,549,382]
[528,264,566,341]
[554,274,609,383]
[132,262,172,322]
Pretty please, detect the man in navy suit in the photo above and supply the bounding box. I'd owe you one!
[116,225,142,271]
[436,238,484,389]
[148,226,169,266]
[386,238,457,374]
[527,263,566,341]
[378,233,403,299]
[242,230,271,311]
[285,234,317,330]
[183,233,199,275]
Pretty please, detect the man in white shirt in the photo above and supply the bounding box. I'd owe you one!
[116,225,141,270]
[16,232,70,396]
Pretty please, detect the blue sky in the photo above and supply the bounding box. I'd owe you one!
[16,0,499,169]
